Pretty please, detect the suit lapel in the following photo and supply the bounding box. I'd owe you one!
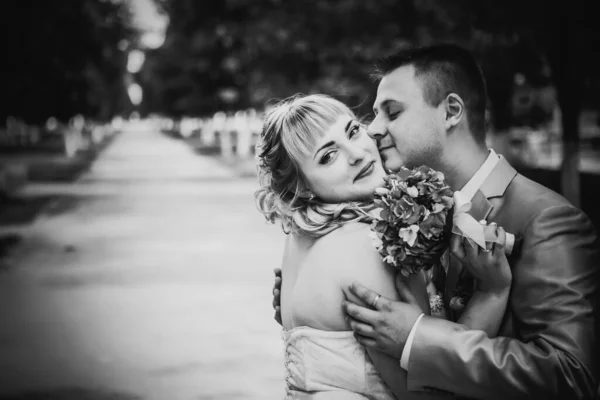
[468,190,493,222]
[444,156,518,312]
[478,156,517,200]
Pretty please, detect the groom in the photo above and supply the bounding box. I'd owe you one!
[342,45,600,399]
[271,44,599,399]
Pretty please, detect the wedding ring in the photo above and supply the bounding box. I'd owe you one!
[371,294,381,308]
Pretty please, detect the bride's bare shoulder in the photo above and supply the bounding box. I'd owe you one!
[308,222,378,262]
[319,222,372,243]
[307,223,398,300]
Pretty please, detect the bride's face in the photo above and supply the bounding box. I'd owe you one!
[298,115,387,203]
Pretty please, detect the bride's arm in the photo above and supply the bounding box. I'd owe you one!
[457,289,510,337]
[332,224,447,400]
[452,227,512,337]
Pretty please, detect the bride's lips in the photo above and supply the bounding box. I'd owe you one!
[354,161,375,182]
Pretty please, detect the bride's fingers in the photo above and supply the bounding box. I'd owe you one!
[450,234,465,261]
[272,289,280,309]
[463,236,479,260]
[493,227,507,257]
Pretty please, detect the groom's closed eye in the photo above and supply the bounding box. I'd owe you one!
[379,100,404,119]
[388,110,401,119]
[385,106,403,120]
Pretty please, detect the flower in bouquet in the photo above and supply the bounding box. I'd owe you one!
[369,166,454,276]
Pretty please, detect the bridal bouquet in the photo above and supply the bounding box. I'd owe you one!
[369,166,454,277]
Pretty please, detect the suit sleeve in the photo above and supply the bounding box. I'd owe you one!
[406,205,600,400]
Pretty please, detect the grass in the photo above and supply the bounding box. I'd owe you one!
[0,131,120,266]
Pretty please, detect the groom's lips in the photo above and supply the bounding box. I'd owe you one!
[378,145,394,152]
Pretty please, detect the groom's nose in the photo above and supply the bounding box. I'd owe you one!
[367,117,385,140]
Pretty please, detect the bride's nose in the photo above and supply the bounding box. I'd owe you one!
[347,144,366,166]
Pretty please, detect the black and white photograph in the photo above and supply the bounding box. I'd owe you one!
[1,0,599,399]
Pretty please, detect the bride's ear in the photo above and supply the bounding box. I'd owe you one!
[298,189,315,201]
[297,184,314,200]
[443,93,465,131]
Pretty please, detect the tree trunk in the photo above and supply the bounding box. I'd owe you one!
[551,0,584,207]
[560,132,581,207]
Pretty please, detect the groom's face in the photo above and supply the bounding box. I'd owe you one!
[368,65,445,172]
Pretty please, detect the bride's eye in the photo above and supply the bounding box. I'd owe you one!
[349,124,361,139]
[320,151,335,165]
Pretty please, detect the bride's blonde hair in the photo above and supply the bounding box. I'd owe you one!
[255,94,374,237]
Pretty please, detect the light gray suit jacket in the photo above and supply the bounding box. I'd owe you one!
[408,157,600,399]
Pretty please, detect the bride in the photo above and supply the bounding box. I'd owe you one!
[255,94,511,399]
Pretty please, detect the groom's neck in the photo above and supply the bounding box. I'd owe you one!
[441,139,489,191]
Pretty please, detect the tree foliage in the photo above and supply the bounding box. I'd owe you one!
[142,0,599,125]
[4,0,136,124]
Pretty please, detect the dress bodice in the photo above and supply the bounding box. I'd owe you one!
[282,326,395,399]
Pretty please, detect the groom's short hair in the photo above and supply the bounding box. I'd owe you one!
[372,44,488,142]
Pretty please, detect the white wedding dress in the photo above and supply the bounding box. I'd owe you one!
[282,326,396,399]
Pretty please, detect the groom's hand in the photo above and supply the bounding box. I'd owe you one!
[343,281,422,359]
[272,268,282,325]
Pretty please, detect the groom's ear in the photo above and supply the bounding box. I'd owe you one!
[443,93,465,131]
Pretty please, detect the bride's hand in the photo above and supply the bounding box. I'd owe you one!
[450,225,512,295]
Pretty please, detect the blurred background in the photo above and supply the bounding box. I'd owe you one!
[0,0,599,399]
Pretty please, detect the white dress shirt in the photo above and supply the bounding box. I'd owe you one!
[399,149,500,370]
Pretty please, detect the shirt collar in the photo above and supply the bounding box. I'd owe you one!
[459,149,500,201]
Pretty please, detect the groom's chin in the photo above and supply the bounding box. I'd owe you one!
[383,159,404,173]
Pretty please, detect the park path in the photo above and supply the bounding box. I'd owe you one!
[0,122,286,400]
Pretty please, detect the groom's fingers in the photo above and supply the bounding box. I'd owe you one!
[344,301,380,325]
[274,306,281,325]
[273,268,282,290]
[349,282,388,310]
[353,333,377,349]
[347,317,375,338]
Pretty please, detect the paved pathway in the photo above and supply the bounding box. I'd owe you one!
[0,122,286,399]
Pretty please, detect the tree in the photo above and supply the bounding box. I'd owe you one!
[416,0,600,206]
[140,0,421,117]
[142,0,600,205]
[3,0,136,124]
